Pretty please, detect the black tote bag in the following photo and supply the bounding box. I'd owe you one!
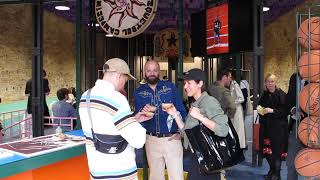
[185,120,243,174]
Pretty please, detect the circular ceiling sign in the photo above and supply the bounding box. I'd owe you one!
[95,0,158,38]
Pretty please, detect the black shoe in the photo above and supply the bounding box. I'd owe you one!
[263,171,273,179]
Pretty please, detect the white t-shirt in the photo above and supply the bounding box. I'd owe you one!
[79,80,146,180]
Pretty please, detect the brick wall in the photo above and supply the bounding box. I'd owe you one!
[264,0,315,92]
[0,5,75,102]
[0,1,316,102]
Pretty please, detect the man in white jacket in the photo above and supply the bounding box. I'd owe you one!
[230,78,246,150]
[79,58,149,180]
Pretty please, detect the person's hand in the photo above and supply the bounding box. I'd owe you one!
[168,133,181,141]
[264,107,274,114]
[291,107,305,118]
[163,104,178,116]
[66,93,75,104]
[134,112,152,123]
[257,105,265,115]
[291,107,297,115]
[297,111,305,118]
[189,107,204,121]
[141,104,156,113]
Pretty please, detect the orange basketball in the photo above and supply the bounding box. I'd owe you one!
[298,116,320,148]
[298,17,320,49]
[298,50,320,82]
[295,148,320,177]
[299,83,320,115]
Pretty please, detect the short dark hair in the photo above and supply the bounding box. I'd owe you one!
[56,88,69,100]
[69,87,76,97]
[230,69,237,80]
[217,69,231,81]
[194,79,206,92]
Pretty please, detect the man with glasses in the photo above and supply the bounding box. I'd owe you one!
[79,58,148,180]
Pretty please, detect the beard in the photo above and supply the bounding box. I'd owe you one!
[145,75,160,85]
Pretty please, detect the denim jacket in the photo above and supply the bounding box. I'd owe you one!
[134,80,187,134]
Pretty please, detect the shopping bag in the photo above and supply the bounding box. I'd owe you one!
[252,115,260,151]
[185,120,242,174]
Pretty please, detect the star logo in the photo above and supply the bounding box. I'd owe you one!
[154,28,191,58]
[95,0,158,38]
[167,33,177,47]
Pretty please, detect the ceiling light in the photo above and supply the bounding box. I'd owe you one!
[55,6,70,11]
[87,23,100,27]
[263,7,270,12]
[105,34,114,37]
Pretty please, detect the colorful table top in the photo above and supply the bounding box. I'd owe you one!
[0,130,85,166]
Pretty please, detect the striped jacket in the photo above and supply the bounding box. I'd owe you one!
[79,80,146,180]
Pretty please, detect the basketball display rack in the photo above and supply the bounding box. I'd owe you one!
[295,5,320,178]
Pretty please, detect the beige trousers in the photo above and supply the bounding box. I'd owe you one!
[145,135,184,180]
[231,104,246,149]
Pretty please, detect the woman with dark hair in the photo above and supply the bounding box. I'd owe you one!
[258,74,288,180]
[163,68,229,180]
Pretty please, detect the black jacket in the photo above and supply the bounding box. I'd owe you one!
[286,73,307,131]
[258,88,288,157]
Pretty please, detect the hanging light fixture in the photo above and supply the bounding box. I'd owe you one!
[105,34,114,37]
[55,6,70,11]
[263,7,270,12]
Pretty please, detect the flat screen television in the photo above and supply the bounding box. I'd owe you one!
[191,0,254,57]
[206,3,229,55]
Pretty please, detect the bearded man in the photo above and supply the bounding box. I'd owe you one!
[134,60,187,180]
